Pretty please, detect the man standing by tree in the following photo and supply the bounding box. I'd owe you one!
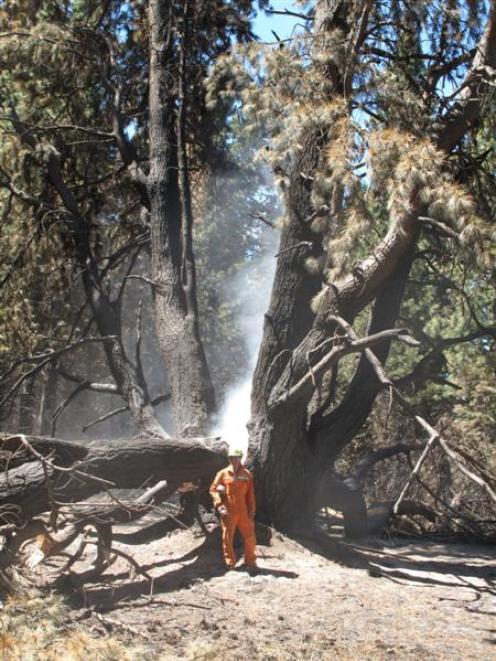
[210,449,257,571]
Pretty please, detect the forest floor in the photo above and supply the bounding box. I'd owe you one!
[4,515,496,660]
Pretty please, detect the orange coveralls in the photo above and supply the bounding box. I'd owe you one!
[209,465,257,567]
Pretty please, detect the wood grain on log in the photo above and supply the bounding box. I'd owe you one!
[0,433,227,522]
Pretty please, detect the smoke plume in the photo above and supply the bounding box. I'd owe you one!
[213,237,278,456]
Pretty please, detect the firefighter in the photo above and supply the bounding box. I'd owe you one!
[209,449,257,571]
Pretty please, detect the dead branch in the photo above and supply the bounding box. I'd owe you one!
[23,480,168,573]
[437,437,496,504]
[328,316,496,511]
[15,434,115,492]
[393,434,439,514]
[81,393,171,433]
[248,211,277,230]
[351,442,424,484]
[0,337,118,412]
[0,433,226,527]
[95,612,149,639]
[264,7,314,21]
[275,241,313,257]
[81,406,129,432]
[51,380,120,436]
[0,337,117,386]
[134,301,147,395]
[125,274,160,287]
[272,324,417,408]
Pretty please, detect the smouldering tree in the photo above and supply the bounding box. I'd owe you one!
[205,0,496,529]
[0,0,495,545]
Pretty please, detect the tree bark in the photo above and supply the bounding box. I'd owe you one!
[0,433,226,523]
[148,0,216,437]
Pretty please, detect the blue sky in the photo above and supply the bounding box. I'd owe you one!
[253,2,306,42]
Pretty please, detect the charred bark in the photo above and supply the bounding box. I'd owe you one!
[0,433,227,524]
[148,0,216,437]
[249,0,418,531]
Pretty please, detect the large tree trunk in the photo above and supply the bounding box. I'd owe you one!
[148,0,216,437]
[248,0,422,532]
[250,204,419,531]
[250,0,380,531]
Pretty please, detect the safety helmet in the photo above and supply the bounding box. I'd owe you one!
[228,448,244,458]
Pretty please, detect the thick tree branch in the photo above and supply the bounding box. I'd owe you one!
[437,2,496,150]
[351,442,424,485]
[270,325,418,409]
[0,433,227,527]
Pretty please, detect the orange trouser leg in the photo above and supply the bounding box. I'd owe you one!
[221,514,237,566]
[237,514,257,566]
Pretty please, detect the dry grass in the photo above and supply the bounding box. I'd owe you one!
[0,593,145,661]
[0,593,367,661]
[0,594,239,661]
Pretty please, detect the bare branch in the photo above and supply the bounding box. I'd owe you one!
[51,378,120,436]
[363,348,496,508]
[55,368,118,393]
[264,8,314,21]
[352,442,424,484]
[0,337,117,409]
[82,393,171,432]
[275,241,313,257]
[0,117,112,138]
[81,406,129,432]
[393,434,439,514]
[437,3,496,150]
[271,322,416,408]
[248,211,277,230]
[437,436,496,504]
[125,274,160,287]
[13,434,115,490]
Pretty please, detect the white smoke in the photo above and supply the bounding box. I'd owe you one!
[214,245,277,457]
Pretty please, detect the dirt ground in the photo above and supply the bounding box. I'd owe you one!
[20,512,496,661]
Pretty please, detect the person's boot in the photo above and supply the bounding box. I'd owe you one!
[245,564,259,576]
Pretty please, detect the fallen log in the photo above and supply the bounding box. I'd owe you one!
[0,433,228,524]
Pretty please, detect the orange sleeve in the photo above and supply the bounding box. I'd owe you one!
[209,470,224,507]
[246,472,256,515]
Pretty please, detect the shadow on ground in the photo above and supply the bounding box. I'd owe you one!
[296,529,496,599]
[59,529,298,611]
